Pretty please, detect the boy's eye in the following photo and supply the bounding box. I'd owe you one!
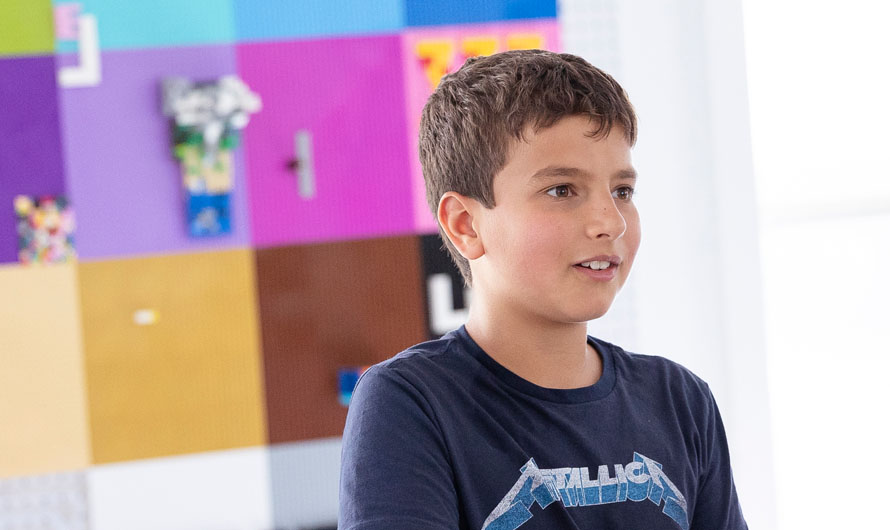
[612,186,635,201]
[546,185,573,198]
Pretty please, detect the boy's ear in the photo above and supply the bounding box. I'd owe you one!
[438,192,484,260]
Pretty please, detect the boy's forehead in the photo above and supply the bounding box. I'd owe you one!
[530,113,613,133]
[507,118,632,162]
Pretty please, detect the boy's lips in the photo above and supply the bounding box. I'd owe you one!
[574,255,622,267]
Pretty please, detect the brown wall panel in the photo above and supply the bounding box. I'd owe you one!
[257,236,426,443]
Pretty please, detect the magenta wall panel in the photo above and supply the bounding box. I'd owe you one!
[58,46,251,261]
[238,35,413,247]
[401,20,561,233]
[0,55,66,264]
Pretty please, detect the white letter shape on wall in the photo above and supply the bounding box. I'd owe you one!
[58,13,101,88]
[427,273,471,336]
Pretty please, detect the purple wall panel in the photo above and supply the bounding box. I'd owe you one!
[59,46,251,261]
[237,35,413,247]
[0,56,66,264]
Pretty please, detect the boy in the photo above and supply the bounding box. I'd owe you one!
[339,49,746,530]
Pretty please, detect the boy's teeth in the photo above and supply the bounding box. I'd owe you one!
[580,261,611,270]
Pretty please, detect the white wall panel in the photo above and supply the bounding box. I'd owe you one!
[87,447,272,530]
[269,437,342,529]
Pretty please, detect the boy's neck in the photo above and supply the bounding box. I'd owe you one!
[464,304,602,390]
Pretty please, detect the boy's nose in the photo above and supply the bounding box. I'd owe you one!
[585,195,627,240]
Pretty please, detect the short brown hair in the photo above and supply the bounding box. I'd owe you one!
[419,49,637,286]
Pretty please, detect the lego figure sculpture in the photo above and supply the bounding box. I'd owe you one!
[162,76,261,237]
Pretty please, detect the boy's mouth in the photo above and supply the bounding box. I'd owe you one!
[572,256,621,281]
[574,255,621,270]
[577,260,612,270]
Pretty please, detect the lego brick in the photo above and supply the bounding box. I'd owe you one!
[238,35,414,247]
[59,45,253,260]
[78,249,266,464]
[255,236,426,443]
[0,55,66,264]
[0,263,90,478]
[234,0,404,42]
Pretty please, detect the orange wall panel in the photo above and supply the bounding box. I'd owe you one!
[78,249,267,464]
[0,263,91,478]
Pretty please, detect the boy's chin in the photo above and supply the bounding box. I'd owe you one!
[580,308,612,322]
[574,291,625,321]
[559,304,614,324]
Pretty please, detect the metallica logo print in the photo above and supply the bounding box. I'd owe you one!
[483,452,689,530]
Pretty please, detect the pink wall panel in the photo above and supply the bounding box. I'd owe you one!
[401,20,561,233]
[238,35,414,247]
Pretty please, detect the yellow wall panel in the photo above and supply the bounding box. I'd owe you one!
[0,263,91,478]
[78,249,266,464]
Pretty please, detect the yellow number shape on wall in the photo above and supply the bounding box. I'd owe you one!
[461,36,499,59]
[507,33,544,51]
[416,40,454,89]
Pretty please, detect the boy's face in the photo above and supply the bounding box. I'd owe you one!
[471,115,640,324]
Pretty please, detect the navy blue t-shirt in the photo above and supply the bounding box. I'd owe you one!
[339,326,747,530]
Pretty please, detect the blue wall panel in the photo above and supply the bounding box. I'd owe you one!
[234,0,404,42]
[53,0,235,51]
[405,0,557,27]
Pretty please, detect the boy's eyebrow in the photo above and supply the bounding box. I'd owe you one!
[528,165,638,182]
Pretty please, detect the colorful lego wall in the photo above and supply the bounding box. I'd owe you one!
[0,1,560,528]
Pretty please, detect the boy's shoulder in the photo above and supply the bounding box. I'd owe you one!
[612,343,713,394]
[363,329,469,381]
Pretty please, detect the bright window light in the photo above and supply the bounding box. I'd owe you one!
[743,1,890,528]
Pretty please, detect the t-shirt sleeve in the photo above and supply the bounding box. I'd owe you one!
[339,364,459,530]
[690,385,748,530]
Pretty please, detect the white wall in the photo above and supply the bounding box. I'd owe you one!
[563,0,777,527]
[743,1,890,527]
